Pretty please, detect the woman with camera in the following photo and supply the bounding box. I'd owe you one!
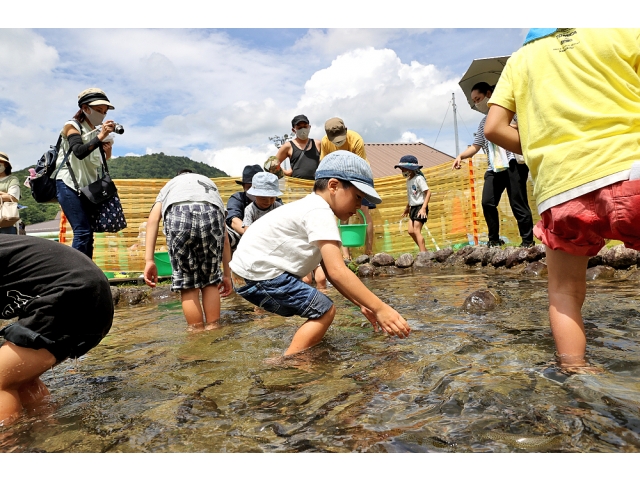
[53,88,118,258]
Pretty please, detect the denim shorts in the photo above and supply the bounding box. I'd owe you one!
[234,271,333,319]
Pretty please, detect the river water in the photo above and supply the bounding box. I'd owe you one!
[2,269,639,453]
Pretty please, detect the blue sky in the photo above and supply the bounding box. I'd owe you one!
[0,27,532,175]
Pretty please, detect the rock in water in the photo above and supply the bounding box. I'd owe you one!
[354,254,370,265]
[462,289,501,313]
[585,265,616,280]
[357,263,376,277]
[602,244,638,269]
[395,253,415,268]
[465,246,488,265]
[371,252,395,267]
[434,247,454,263]
[522,261,548,276]
[479,431,563,451]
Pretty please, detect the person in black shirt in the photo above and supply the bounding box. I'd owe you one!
[275,114,321,180]
[226,164,264,249]
[0,236,113,424]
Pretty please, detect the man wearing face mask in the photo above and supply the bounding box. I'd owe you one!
[320,118,375,259]
[275,115,321,180]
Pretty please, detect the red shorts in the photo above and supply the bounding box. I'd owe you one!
[534,179,640,257]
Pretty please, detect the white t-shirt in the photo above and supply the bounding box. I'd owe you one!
[154,173,225,219]
[230,193,342,281]
[406,174,429,206]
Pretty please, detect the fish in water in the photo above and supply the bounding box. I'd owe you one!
[479,431,563,451]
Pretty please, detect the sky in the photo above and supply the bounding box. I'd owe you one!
[0,3,615,177]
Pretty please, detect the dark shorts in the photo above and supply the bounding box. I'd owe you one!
[164,203,226,291]
[0,277,113,363]
[233,271,333,319]
[361,198,376,209]
[409,205,429,223]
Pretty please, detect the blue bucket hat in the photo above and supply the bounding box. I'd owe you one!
[315,151,381,205]
[394,155,423,171]
[247,172,283,197]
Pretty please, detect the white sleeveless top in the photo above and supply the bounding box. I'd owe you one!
[52,120,104,190]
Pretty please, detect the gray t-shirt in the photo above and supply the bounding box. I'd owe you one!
[154,173,225,219]
[242,201,283,227]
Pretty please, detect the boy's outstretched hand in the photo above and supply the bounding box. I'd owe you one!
[361,305,410,338]
[144,261,158,288]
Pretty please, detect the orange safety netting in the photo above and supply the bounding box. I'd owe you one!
[59,154,540,273]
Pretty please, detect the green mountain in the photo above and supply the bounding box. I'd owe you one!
[11,153,229,225]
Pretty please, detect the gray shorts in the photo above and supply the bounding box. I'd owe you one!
[164,203,225,291]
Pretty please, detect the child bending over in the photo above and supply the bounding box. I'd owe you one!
[144,170,232,332]
[229,151,411,356]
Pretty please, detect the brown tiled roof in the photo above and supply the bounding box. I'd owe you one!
[364,142,454,178]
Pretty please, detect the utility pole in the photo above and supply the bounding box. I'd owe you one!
[452,93,460,157]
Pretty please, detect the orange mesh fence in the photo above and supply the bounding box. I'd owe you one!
[59,154,540,273]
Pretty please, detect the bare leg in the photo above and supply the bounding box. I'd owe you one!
[180,288,205,330]
[0,342,56,425]
[314,265,327,290]
[301,273,313,285]
[408,220,427,252]
[341,246,352,261]
[546,247,590,367]
[201,284,221,330]
[284,305,336,356]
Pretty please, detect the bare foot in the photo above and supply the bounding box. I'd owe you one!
[204,322,220,331]
[186,323,206,333]
[559,364,605,375]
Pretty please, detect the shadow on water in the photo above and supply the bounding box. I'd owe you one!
[2,269,639,452]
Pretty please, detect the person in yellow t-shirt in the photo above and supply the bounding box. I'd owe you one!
[320,118,374,259]
[485,28,640,373]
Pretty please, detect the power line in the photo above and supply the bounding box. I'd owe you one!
[432,100,451,148]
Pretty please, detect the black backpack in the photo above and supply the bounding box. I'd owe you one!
[30,121,79,203]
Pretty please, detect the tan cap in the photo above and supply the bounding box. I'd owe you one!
[0,151,9,165]
[77,88,115,110]
[324,117,347,144]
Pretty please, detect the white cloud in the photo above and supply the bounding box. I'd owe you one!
[190,145,278,177]
[397,131,425,143]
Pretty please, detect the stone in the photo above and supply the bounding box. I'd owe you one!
[444,252,466,266]
[526,244,546,262]
[602,244,638,269]
[454,245,475,259]
[586,265,616,280]
[416,250,436,263]
[490,249,508,268]
[482,247,501,266]
[465,246,489,265]
[110,286,121,307]
[434,247,454,263]
[149,285,179,302]
[118,287,150,306]
[587,246,608,268]
[354,255,370,265]
[357,263,376,277]
[371,252,395,267]
[377,266,405,276]
[505,248,530,269]
[522,261,548,277]
[395,253,415,268]
[462,289,501,313]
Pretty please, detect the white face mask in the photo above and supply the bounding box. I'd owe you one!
[474,96,490,115]
[0,164,5,174]
[402,170,411,178]
[295,127,310,140]
[84,107,106,126]
[332,138,346,148]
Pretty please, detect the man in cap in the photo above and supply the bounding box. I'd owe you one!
[320,118,374,259]
[275,114,322,180]
[226,164,263,249]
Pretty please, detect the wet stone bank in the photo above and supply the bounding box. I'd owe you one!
[109,244,640,309]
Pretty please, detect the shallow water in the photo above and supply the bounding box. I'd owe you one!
[2,269,640,453]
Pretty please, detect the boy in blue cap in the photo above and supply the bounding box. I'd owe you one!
[230,151,411,356]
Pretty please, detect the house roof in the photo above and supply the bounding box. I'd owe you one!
[25,211,61,234]
[365,142,454,178]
